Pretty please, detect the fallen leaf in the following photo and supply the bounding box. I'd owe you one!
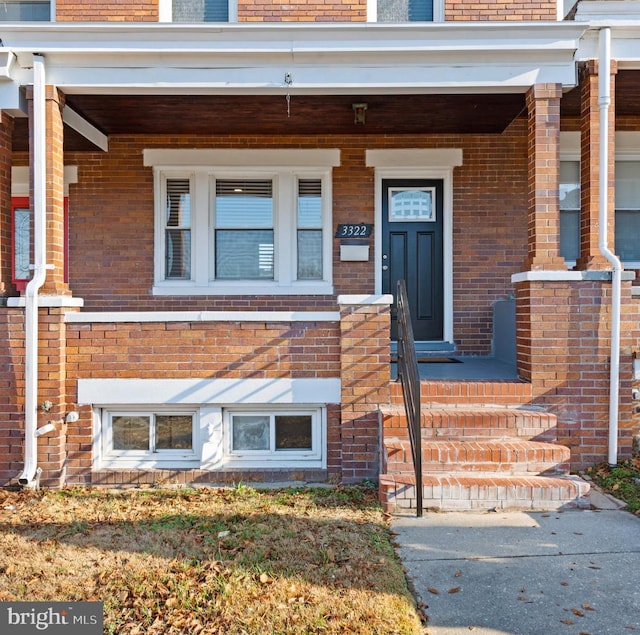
[448,587,461,594]
[259,573,273,584]
[582,603,596,612]
[560,619,575,625]
[560,581,569,586]
[454,570,462,578]
[571,608,585,617]
[427,587,439,595]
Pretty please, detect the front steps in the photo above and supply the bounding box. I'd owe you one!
[380,380,591,512]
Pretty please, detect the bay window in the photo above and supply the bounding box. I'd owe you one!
[149,150,337,295]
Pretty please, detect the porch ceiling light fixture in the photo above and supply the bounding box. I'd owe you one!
[352,102,368,125]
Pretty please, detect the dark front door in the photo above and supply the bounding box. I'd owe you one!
[382,179,444,341]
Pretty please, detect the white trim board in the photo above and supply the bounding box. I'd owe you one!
[78,377,341,406]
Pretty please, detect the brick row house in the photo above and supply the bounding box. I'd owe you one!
[1,0,640,511]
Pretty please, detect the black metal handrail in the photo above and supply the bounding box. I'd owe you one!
[396,279,423,517]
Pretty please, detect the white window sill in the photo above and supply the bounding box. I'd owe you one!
[152,281,334,296]
[98,458,200,470]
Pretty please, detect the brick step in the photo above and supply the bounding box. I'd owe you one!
[391,379,533,407]
[379,473,591,513]
[381,406,558,442]
[383,438,570,475]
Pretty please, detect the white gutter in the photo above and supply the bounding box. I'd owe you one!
[597,28,623,467]
[18,54,48,487]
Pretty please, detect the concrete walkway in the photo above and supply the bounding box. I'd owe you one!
[392,501,640,635]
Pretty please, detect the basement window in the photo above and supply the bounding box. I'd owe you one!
[224,408,323,467]
[101,409,197,467]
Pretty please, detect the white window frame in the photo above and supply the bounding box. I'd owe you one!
[158,0,237,22]
[223,406,325,468]
[367,0,443,22]
[148,149,337,296]
[99,407,199,469]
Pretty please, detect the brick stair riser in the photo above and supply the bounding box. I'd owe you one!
[390,381,533,407]
[382,444,569,475]
[381,412,557,441]
[379,475,590,513]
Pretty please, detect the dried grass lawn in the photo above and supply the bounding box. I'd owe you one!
[0,484,425,634]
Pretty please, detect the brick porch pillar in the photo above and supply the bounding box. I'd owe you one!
[523,83,567,271]
[0,112,14,298]
[338,295,392,483]
[576,60,617,271]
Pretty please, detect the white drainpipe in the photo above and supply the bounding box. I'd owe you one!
[597,28,623,467]
[18,54,48,487]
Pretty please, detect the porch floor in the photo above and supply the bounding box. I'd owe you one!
[391,356,520,381]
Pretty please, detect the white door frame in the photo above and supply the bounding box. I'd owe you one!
[366,149,462,345]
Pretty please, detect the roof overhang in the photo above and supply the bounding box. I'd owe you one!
[0,21,587,99]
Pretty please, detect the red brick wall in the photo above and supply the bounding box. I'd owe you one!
[55,0,158,21]
[446,0,557,20]
[238,0,366,22]
[339,301,391,482]
[516,279,640,470]
[63,127,530,354]
[0,310,26,485]
[63,319,342,484]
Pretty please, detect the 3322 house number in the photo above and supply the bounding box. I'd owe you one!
[335,223,372,238]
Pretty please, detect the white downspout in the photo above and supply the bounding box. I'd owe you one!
[597,28,623,467]
[18,54,48,487]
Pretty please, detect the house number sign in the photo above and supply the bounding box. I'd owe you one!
[335,223,372,238]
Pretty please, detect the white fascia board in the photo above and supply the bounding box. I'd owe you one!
[44,62,579,96]
[576,24,640,68]
[0,22,586,94]
[78,377,342,406]
[574,1,640,20]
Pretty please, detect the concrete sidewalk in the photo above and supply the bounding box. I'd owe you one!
[392,505,640,635]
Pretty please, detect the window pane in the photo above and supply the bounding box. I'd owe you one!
[616,210,640,262]
[156,415,193,450]
[298,179,322,228]
[173,0,228,21]
[560,210,580,262]
[112,416,150,451]
[232,415,270,451]
[560,161,580,210]
[297,230,322,280]
[378,0,433,21]
[275,415,312,450]
[0,1,50,20]
[616,162,640,209]
[215,229,274,279]
[166,229,191,279]
[14,207,30,281]
[166,180,191,228]
[389,187,434,221]
[216,180,273,228]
